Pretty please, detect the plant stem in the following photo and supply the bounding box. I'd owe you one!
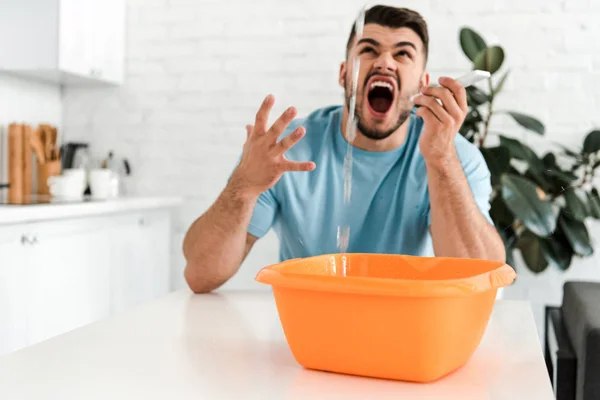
[479,78,495,147]
[584,163,593,186]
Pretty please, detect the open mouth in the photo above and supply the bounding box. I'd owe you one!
[367,79,395,116]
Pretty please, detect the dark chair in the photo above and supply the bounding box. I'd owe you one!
[544,281,600,400]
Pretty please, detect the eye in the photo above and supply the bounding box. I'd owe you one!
[360,47,377,55]
[395,50,412,58]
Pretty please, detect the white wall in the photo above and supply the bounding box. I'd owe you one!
[0,73,62,199]
[61,0,600,332]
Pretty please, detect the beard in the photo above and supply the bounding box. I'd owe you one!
[344,75,414,141]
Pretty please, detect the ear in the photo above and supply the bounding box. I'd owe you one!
[338,61,347,88]
[419,71,430,90]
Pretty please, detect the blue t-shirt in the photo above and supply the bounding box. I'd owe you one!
[246,105,493,262]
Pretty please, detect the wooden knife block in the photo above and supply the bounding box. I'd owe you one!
[7,122,62,200]
[7,123,24,203]
[37,159,61,195]
[7,123,35,203]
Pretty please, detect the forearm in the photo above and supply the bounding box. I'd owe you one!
[426,151,505,262]
[183,181,257,293]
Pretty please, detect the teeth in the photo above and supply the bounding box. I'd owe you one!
[369,81,393,91]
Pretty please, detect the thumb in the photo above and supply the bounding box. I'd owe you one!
[245,124,254,138]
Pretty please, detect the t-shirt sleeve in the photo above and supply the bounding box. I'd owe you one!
[463,148,494,226]
[427,138,494,226]
[247,187,279,238]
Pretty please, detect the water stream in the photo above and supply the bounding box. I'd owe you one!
[336,7,367,275]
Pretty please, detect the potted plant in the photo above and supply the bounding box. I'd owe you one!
[457,27,600,273]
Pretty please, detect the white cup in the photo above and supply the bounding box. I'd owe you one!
[47,174,85,199]
[89,169,113,199]
[62,168,86,187]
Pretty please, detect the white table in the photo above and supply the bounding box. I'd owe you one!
[0,290,554,399]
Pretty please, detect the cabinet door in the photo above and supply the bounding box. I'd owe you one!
[109,210,171,314]
[26,219,112,345]
[91,0,125,84]
[0,229,29,355]
[137,210,171,298]
[108,214,148,314]
[58,0,95,78]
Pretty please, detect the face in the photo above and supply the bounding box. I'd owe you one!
[339,24,429,140]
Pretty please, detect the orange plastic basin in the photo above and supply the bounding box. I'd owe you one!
[255,253,516,383]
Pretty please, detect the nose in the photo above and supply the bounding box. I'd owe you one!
[372,52,397,73]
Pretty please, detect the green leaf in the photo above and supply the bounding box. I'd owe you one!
[499,136,544,169]
[459,27,487,62]
[490,194,515,228]
[553,142,582,160]
[539,153,578,191]
[542,153,556,168]
[501,174,558,237]
[460,109,483,141]
[540,235,573,271]
[473,46,505,75]
[481,146,510,184]
[505,112,545,135]
[466,86,489,106]
[524,169,553,194]
[545,169,578,185]
[558,212,593,257]
[571,163,583,174]
[466,108,483,122]
[459,121,474,136]
[564,187,589,221]
[493,70,510,95]
[497,226,516,269]
[583,130,600,154]
[517,230,548,273]
[507,165,521,176]
[499,135,553,190]
[586,189,600,218]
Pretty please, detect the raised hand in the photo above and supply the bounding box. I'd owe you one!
[413,77,468,165]
[229,94,316,198]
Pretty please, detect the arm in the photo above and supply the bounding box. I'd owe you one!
[414,76,505,262]
[182,94,315,293]
[425,152,505,261]
[182,182,259,294]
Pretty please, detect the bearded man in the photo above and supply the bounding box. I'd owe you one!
[182,5,506,293]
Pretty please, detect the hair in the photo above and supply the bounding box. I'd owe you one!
[345,5,429,62]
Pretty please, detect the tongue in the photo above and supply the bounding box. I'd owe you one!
[371,97,392,114]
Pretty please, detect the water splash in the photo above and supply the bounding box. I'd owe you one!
[337,6,367,263]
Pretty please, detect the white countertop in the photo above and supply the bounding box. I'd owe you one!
[0,290,554,399]
[0,196,183,225]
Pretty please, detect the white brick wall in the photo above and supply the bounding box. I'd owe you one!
[62,0,600,334]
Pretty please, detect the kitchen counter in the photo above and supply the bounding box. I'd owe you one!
[0,196,182,224]
[0,290,554,399]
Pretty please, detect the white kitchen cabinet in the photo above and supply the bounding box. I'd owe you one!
[0,0,125,86]
[26,218,112,344]
[0,230,29,355]
[0,203,176,356]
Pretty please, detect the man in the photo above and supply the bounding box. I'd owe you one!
[182,5,506,294]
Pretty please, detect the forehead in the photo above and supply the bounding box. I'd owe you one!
[353,24,424,52]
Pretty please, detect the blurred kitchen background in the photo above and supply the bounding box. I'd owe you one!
[1,0,600,354]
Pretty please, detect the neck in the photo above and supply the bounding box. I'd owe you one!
[341,106,411,152]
